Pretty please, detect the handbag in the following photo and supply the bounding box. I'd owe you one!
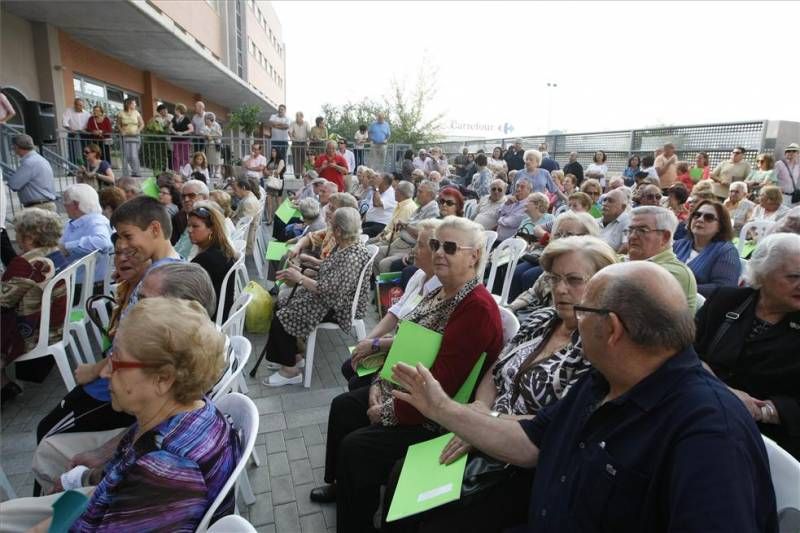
[787,163,800,204]
[461,452,517,498]
[265,175,283,190]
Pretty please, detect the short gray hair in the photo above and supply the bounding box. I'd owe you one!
[435,216,488,276]
[63,183,102,214]
[329,192,358,210]
[630,206,679,238]
[14,207,63,247]
[540,235,618,274]
[396,181,414,199]
[552,211,600,237]
[747,233,800,289]
[523,149,542,166]
[331,207,362,242]
[297,197,321,220]
[183,179,210,196]
[146,262,216,318]
[415,218,442,236]
[418,180,439,195]
[116,177,141,195]
[730,181,748,193]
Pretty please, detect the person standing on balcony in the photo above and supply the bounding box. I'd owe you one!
[169,103,193,173]
[368,112,391,171]
[337,139,356,189]
[5,134,56,211]
[710,146,752,200]
[309,116,328,152]
[289,111,309,174]
[63,98,90,166]
[655,142,679,189]
[116,98,144,177]
[269,104,291,162]
[775,142,800,206]
[85,105,113,163]
[563,151,584,185]
[353,124,368,170]
[504,139,525,171]
[190,100,207,154]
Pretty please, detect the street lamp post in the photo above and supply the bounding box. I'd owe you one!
[546,82,558,132]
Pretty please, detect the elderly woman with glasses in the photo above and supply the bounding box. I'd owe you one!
[723,181,755,233]
[673,200,741,297]
[0,298,241,532]
[384,236,618,532]
[310,216,503,532]
[745,153,777,191]
[695,233,800,459]
[752,185,790,223]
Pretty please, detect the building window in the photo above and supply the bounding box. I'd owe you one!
[73,74,140,119]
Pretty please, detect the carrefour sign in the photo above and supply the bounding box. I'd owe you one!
[448,120,514,135]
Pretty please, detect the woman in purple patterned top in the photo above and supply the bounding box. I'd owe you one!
[1,297,240,532]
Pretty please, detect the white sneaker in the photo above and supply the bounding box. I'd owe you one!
[263,372,302,387]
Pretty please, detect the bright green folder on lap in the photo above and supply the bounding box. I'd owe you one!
[379,321,443,384]
[275,199,301,224]
[385,433,467,522]
[265,241,293,261]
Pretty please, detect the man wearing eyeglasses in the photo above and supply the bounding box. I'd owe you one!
[473,179,508,230]
[496,179,531,242]
[173,179,209,259]
[625,206,697,312]
[710,146,751,200]
[597,188,630,253]
[390,261,777,533]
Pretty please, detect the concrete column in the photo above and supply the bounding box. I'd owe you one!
[143,71,155,122]
[30,22,65,118]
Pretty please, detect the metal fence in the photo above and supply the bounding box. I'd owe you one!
[431,120,768,174]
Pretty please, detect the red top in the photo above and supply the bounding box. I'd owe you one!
[86,116,113,140]
[394,284,504,425]
[315,153,348,192]
[676,172,695,192]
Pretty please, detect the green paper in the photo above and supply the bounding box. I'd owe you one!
[265,241,293,261]
[689,167,704,182]
[377,271,402,283]
[141,177,160,199]
[385,433,467,522]
[379,321,443,384]
[49,489,90,533]
[275,199,301,224]
[452,353,486,404]
[69,310,84,323]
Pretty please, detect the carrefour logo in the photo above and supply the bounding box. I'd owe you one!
[448,120,514,134]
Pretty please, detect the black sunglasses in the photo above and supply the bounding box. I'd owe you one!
[429,238,474,255]
[691,211,718,223]
[437,198,457,207]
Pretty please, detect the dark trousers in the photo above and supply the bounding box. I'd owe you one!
[265,315,298,367]
[508,263,543,303]
[341,358,376,391]
[362,222,386,238]
[324,386,435,532]
[354,148,365,170]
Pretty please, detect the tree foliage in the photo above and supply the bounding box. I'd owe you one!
[228,104,262,136]
[321,70,444,148]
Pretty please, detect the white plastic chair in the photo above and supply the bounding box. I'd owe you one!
[67,251,101,364]
[197,393,259,532]
[220,292,254,394]
[498,306,520,344]
[232,216,252,242]
[737,220,775,256]
[359,233,369,244]
[478,230,498,280]
[206,514,257,532]
[485,238,527,306]
[215,253,247,327]
[89,253,115,339]
[14,259,83,391]
[210,336,252,402]
[763,435,800,518]
[463,199,478,220]
[251,208,267,279]
[695,293,706,310]
[303,244,378,388]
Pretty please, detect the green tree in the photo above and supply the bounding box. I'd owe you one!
[228,103,262,137]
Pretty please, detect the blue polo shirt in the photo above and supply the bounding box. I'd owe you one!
[519,347,777,533]
[368,121,390,144]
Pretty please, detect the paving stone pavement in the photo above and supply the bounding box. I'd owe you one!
[0,244,381,533]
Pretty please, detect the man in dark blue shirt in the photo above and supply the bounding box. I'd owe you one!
[504,139,525,171]
[391,262,778,533]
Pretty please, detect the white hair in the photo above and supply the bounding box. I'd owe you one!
[746,233,800,289]
[323,181,338,193]
[332,207,362,241]
[297,197,320,220]
[730,181,748,193]
[63,183,101,214]
[552,211,601,237]
[630,206,679,240]
[396,181,414,198]
[183,179,209,196]
[523,149,542,167]
[435,215,488,276]
[418,180,439,195]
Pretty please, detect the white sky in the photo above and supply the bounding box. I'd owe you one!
[273,1,799,138]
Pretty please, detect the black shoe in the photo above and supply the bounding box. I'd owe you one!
[310,484,336,503]
[0,381,23,406]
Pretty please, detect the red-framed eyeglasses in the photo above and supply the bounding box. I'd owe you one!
[109,358,158,373]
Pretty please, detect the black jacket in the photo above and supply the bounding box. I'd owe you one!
[694,286,800,459]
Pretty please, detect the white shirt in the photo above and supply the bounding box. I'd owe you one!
[388,271,441,319]
[180,164,210,182]
[63,108,90,131]
[242,154,267,178]
[340,149,356,174]
[269,113,290,141]
[354,131,368,149]
[288,120,309,142]
[365,186,397,225]
[473,196,506,230]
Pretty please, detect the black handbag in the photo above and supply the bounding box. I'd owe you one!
[461,452,517,498]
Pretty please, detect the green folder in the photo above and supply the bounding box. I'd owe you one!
[385,433,468,522]
[379,321,443,384]
[275,199,301,224]
[265,241,293,261]
[49,489,90,533]
[689,166,704,182]
[452,353,486,404]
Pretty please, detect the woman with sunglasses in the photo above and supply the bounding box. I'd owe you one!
[673,200,741,297]
[1,298,240,532]
[78,143,115,190]
[384,236,617,532]
[437,186,464,217]
[186,203,238,322]
[311,216,503,533]
[745,153,777,193]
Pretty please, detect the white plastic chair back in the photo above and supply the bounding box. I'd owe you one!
[498,306,520,344]
[220,292,253,339]
[67,251,102,363]
[478,230,498,280]
[485,238,527,306]
[15,258,83,390]
[210,336,252,401]
[216,253,247,327]
[695,293,706,310]
[251,208,267,279]
[232,216,252,242]
[738,220,775,256]
[206,514,257,532]
[197,393,258,532]
[463,199,478,220]
[303,244,378,388]
[232,239,247,256]
[763,435,800,516]
[359,233,369,244]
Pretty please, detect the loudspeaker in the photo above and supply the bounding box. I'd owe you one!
[23,100,57,146]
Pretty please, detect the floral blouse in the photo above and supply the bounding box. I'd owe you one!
[493,307,589,415]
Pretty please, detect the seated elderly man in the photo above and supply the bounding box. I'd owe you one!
[473,179,508,230]
[597,188,630,253]
[496,178,532,243]
[368,181,416,245]
[173,179,209,257]
[375,180,440,273]
[60,184,113,293]
[625,206,698,312]
[391,261,777,532]
[292,197,325,238]
[362,172,397,238]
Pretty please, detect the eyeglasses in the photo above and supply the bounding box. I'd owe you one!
[109,357,158,373]
[83,150,90,155]
[691,211,718,223]
[623,226,663,236]
[190,207,212,219]
[573,305,615,321]
[437,198,457,207]
[490,187,505,192]
[428,238,474,255]
[541,273,589,289]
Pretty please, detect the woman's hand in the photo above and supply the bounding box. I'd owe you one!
[74,363,100,385]
[440,434,473,465]
[730,387,766,421]
[351,338,374,370]
[276,266,302,284]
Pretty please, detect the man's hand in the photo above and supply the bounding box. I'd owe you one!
[730,387,766,421]
[440,434,473,465]
[390,363,450,421]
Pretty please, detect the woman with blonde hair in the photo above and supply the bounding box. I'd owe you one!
[187,203,238,321]
[745,153,777,191]
[752,185,790,222]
